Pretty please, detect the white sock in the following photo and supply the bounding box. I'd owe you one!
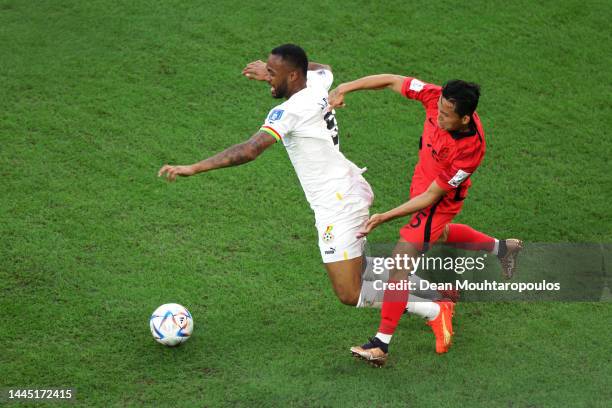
[356,280,383,308]
[491,239,500,255]
[405,295,440,320]
[375,332,392,344]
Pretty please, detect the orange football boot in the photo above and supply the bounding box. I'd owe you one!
[426,301,455,354]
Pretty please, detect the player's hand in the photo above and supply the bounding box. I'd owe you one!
[328,86,346,110]
[158,164,196,182]
[357,213,386,238]
[242,60,269,81]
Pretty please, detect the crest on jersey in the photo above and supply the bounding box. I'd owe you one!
[268,109,284,122]
[322,225,334,243]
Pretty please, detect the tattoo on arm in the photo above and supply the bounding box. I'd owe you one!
[195,132,276,172]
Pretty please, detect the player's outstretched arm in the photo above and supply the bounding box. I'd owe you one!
[328,74,406,109]
[357,181,447,237]
[158,131,277,182]
[242,60,268,81]
[242,60,331,81]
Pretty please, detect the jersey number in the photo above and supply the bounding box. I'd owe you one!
[324,111,339,146]
[409,210,429,228]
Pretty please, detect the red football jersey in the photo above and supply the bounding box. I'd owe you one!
[401,77,486,213]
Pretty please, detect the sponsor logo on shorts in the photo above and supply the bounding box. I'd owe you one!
[325,247,336,255]
[322,225,334,243]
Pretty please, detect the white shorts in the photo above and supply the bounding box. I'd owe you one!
[315,175,374,263]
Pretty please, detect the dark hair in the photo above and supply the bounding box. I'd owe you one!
[442,80,481,117]
[271,44,308,76]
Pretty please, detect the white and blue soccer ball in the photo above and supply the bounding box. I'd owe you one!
[150,303,193,347]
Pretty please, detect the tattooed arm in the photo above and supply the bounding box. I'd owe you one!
[158,131,277,182]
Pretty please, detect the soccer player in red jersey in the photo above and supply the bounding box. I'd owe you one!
[328,75,522,366]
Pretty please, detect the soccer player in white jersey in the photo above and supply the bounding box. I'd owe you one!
[158,44,446,318]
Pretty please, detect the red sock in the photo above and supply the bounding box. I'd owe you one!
[378,280,409,335]
[445,223,496,252]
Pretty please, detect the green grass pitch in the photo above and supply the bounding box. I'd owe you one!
[1,0,611,406]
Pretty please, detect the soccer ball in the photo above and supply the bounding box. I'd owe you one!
[149,303,193,346]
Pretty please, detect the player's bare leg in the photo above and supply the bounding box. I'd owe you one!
[325,257,364,306]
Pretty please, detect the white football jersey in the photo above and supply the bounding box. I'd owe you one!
[260,69,366,219]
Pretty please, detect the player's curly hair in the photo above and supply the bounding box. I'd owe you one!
[442,80,481,117]
[271,44,308,76]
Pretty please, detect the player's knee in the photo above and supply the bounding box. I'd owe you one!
[336,290,359,306]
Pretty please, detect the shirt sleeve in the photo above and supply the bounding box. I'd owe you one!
[401,77,440,110]
[435,146,484,191]
[260,105,299,142]
[306,69,334,91]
